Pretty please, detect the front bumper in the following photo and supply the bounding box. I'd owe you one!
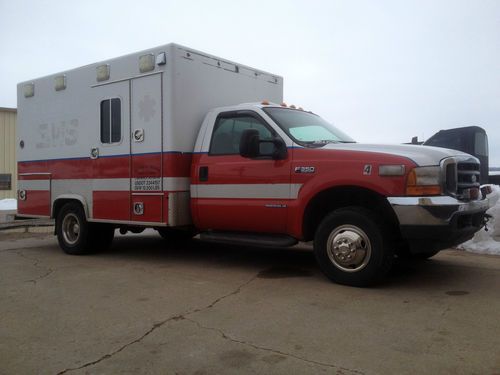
[387,196,489,253]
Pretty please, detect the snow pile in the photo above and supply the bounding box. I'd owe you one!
[458,185,500,255]
[0,199,17,211]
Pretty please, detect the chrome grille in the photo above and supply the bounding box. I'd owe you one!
[442,157,481,200]
[457,162,480,195]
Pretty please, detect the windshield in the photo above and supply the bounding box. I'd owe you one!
[262,107,355,147]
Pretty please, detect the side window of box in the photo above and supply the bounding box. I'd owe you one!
[100,98,121,144]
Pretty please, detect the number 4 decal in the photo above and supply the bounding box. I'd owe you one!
[363,164,372,175]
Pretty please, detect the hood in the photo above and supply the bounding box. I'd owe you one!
[321,143,474,166]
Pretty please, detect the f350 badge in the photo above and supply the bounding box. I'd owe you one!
[295,166,315,174]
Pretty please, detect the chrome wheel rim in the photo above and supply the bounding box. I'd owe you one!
[62,213,80,245]
[327,225,371,272]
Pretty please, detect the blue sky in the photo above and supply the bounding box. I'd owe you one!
[1,0,499,165]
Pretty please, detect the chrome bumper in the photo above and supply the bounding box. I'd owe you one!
[387,196,489,226]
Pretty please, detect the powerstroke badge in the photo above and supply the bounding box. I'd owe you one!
[295,166,315,174]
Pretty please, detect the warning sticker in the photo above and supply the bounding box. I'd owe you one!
[133,177,161,191]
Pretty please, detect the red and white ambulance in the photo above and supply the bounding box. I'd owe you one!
[17,43,489,286]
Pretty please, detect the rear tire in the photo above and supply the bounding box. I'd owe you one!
[314,207,394,287]
[56,202,93,255]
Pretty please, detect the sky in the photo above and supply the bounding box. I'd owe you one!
[1,0,499,165]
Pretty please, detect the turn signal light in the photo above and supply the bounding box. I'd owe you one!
[406,168,442,196]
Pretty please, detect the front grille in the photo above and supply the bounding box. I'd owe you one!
[457,162,480,196]
[442,157,481,201]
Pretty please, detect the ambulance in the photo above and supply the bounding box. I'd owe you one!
[17,44,489,286]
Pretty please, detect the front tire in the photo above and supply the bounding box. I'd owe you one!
[314,207,394,287]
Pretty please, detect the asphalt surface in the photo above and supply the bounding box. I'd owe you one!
[0,230,499,375]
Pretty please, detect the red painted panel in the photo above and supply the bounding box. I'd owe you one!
[131,195,163,222]
[94,156,130,179]
[18,191,50,216]
[163,194,169,225]
[18,174,50,180]
[163,153,192,177]
[194,198,288,233]
[132,154,161,178]
[93,191,130,221]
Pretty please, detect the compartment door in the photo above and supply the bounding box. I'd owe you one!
[130,73,163,222]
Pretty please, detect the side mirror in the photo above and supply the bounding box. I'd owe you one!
[239,129,260,158]
[239,129,288,160]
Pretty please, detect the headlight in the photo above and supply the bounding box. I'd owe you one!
[406,166,442,196]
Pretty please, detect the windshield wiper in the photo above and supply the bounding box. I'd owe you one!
[300,140,339,148]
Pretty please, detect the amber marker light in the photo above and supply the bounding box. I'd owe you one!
[405,167,442,196]
[290,104,296,109]
[280,102,287,107]
[261,100,270,105]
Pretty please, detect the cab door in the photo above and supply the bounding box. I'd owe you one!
[193,111,291,233]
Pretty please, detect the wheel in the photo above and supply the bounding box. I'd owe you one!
[56,202,93,255]
[157,227,194,241]
[314,207,394,287]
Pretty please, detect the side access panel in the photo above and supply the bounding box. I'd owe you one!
[130,73,164,223]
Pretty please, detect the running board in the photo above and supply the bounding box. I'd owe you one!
[199,231,298,247]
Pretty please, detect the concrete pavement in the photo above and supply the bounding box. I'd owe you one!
[0,230,499,374]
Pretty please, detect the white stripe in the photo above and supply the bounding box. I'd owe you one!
[163,177,190,191]
[18,179,50,191]
[93,178,130,191]
[21,177,191,193]
[190,184,302,199]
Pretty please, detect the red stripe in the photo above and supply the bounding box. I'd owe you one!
[19,153,193,179]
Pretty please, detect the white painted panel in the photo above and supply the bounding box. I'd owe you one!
[191,184,302,200]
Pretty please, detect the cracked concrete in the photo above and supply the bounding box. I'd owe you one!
[1,229,500,374]
[56,274,259,374]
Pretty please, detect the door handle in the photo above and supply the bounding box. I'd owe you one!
[199,166,208,182]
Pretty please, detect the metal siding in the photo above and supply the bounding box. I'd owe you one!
[0,109,17,199]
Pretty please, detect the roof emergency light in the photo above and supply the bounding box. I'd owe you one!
[54,75,66,91]
[139,54,155,73]
[23,83,34,98]
[96,64,110,82]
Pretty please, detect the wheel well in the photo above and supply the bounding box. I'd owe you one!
[52,198,86,221]
[302,186,400,241]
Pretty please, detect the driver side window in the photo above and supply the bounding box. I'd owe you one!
[210,114,273,155]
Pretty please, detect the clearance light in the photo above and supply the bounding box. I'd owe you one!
[290,104,296,109]
[280,102,287,107]
[406,166,442,196]
[298,107,304,111]
[261,100,270,105]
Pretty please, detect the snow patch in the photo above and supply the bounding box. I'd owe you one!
[0,199,17,211]
[458,185,500,255]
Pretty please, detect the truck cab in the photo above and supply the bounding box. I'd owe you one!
[190,102,488,286]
